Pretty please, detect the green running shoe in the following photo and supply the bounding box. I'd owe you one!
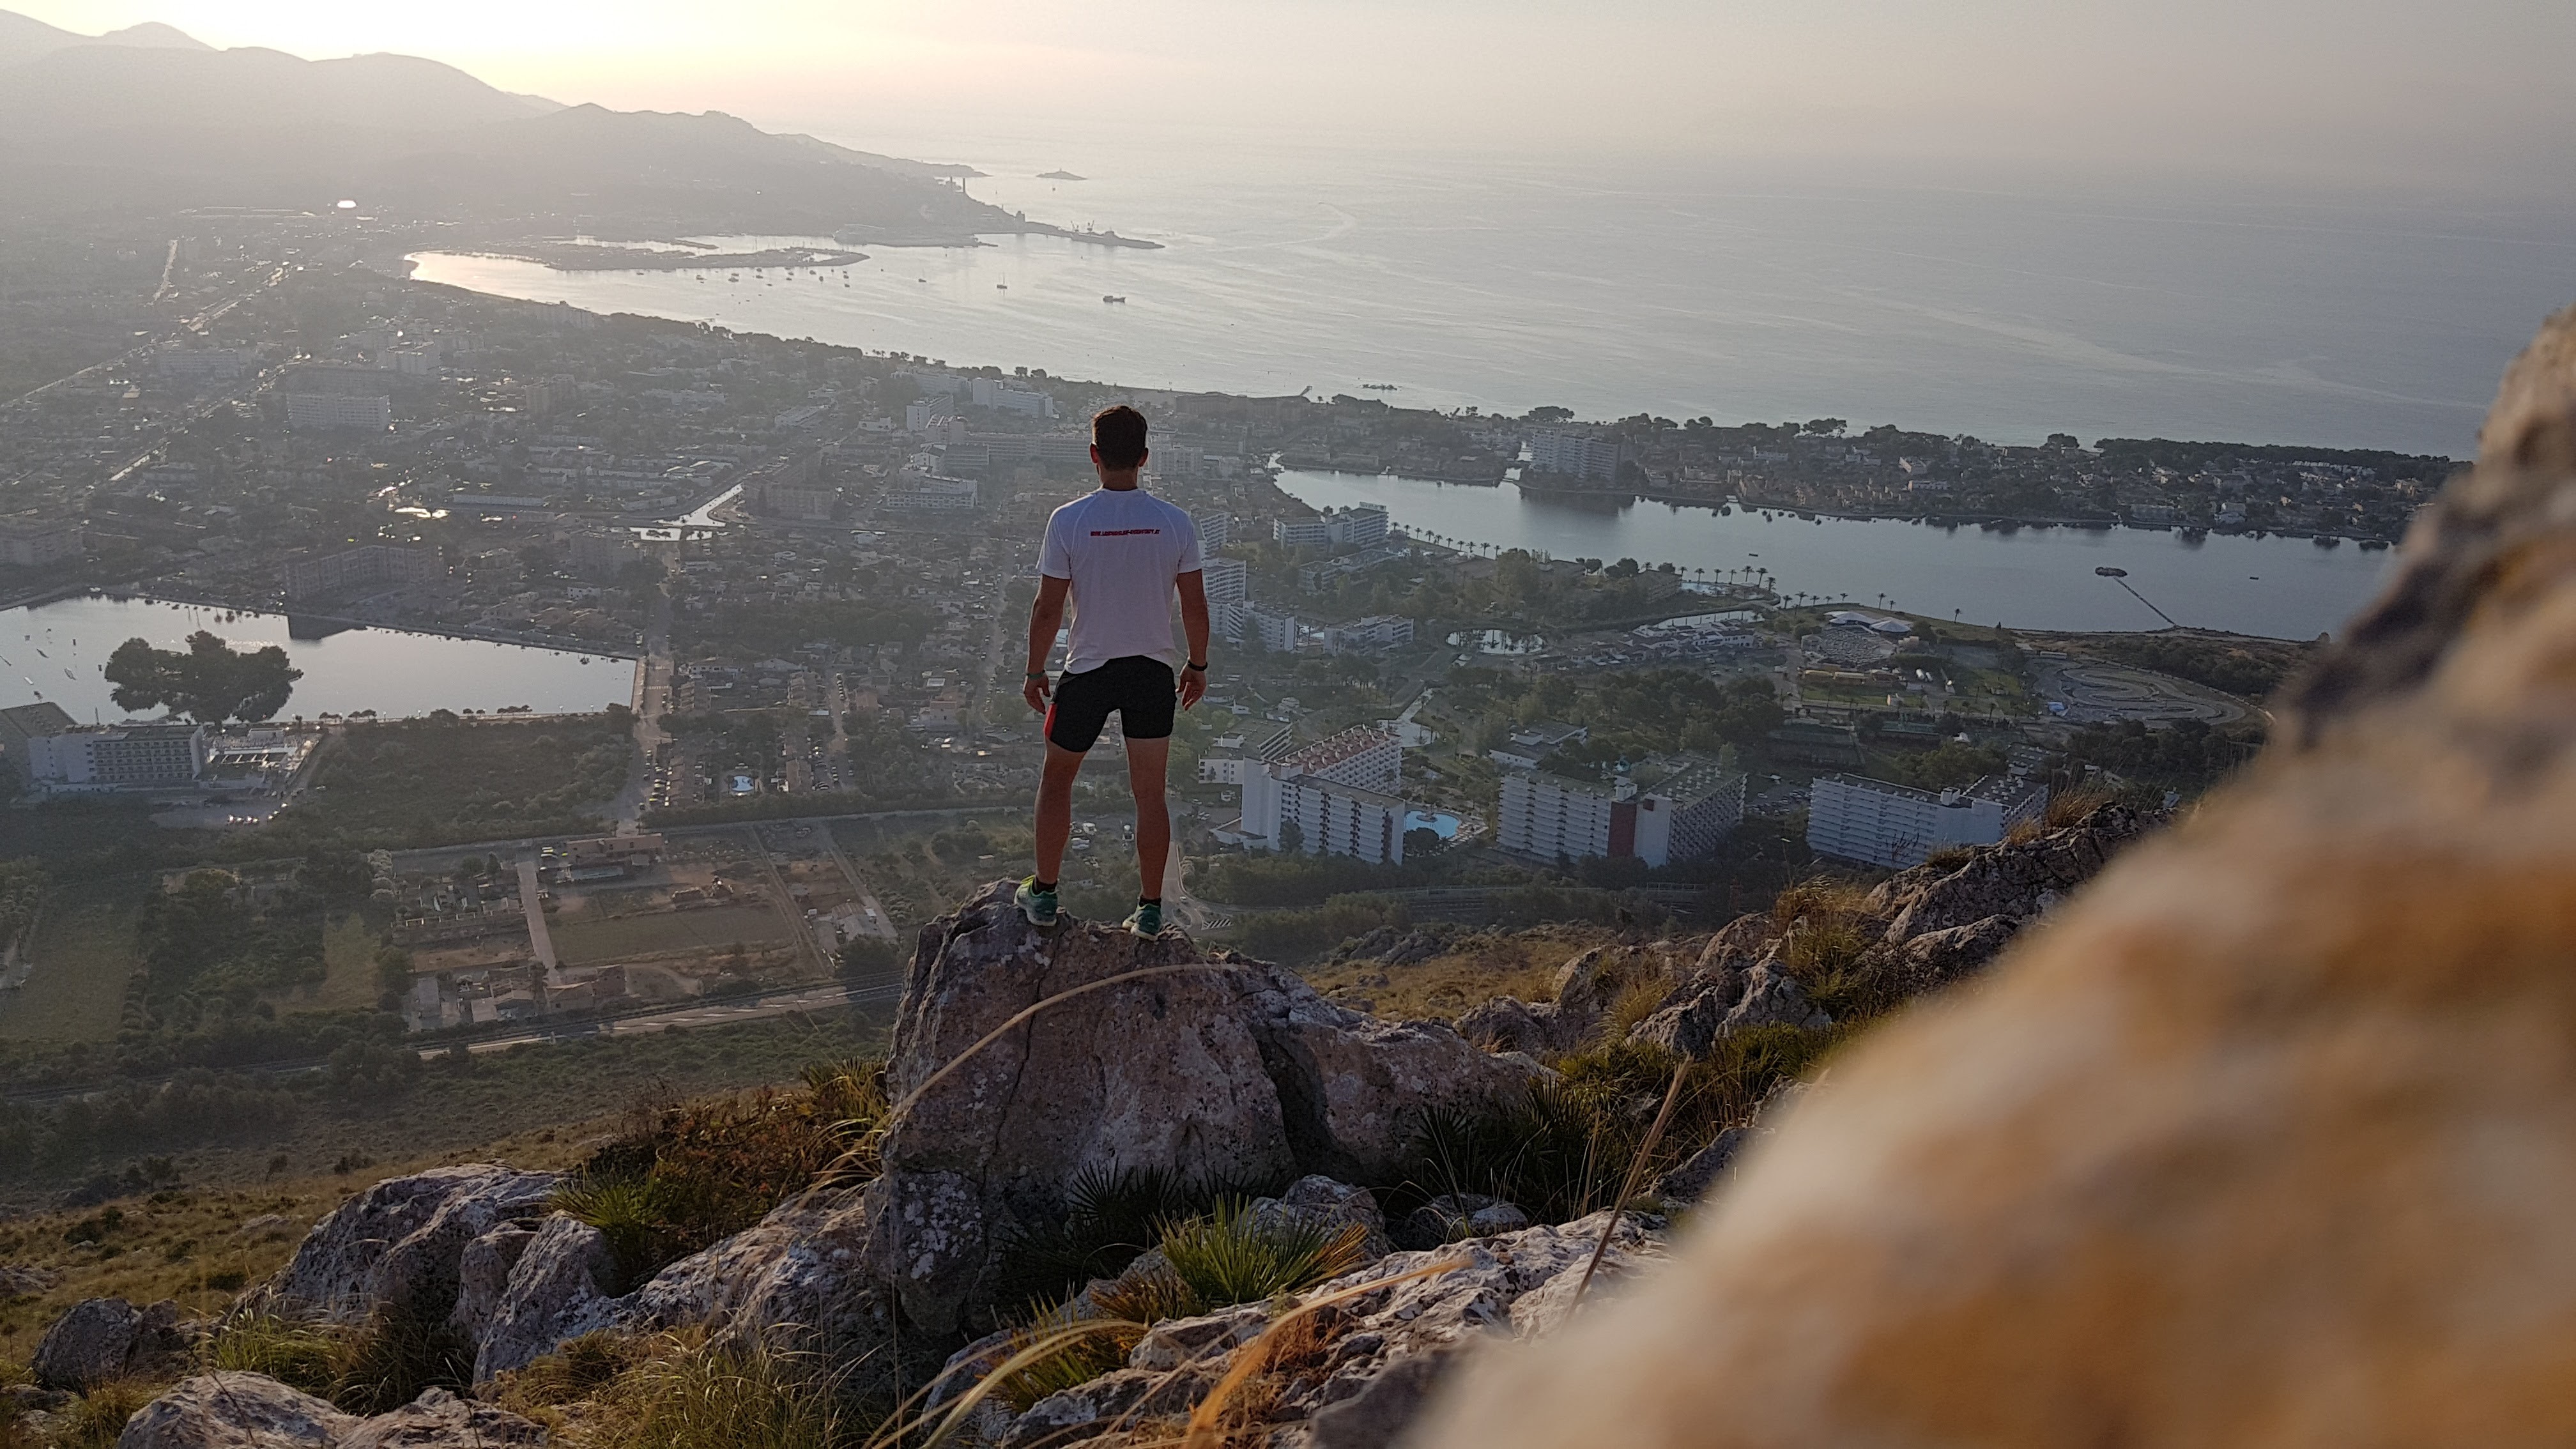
[1123,900,1165,937]
[1014,877,1059,927]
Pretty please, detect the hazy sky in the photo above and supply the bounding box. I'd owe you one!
[17,0,2576,191]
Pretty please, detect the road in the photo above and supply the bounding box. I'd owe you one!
[613,588,675,833]
[428,978,901,1057]
[818,823,900,943]
[517,858,558,972]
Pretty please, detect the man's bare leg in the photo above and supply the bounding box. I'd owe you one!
[1125,735,1172,897]
[1034,742,1085,885]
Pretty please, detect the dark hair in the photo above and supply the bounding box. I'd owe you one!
[1092,404,1149,470]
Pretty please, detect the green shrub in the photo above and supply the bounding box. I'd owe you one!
[611,1339,852,1449]
[1157,1202,1370,1307]
[558,1062,891,1288]
[327,1306,472,1416]
[208,1314,342,1397]
[987,1163,1279,1315]
[60,1381,153,1449]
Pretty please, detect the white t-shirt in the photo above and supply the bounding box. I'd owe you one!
[1038,487,1204,674]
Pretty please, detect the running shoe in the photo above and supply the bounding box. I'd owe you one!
[1014,877,1060,927]
[1123,900,1165,937]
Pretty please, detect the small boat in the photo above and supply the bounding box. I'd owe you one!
[1102,295,1126,304]
[2095,566,2128,577]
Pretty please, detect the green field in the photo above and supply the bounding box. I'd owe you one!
[0,880,145,1043]
[284,914,385,1015]
[549,903,797,965]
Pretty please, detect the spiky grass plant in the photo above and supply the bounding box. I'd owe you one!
[326,1305,473,1416]
[207,1314,343,1397]
[58,1380,153,1449]
[613,1337,854,1449]
[1156,1204,1370,1308]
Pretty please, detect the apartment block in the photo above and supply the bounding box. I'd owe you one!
[25,722,209,787]
[1807,773,2051,869]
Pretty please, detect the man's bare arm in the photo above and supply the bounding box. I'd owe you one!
[1023,574,1071,713]
[1176,571,1210,709]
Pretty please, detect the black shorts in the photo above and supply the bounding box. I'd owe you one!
[1046,656,1176,753]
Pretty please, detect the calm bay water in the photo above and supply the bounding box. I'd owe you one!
[0,597,638,723]
[412,148,2576,457]
[1271,470,2394,638]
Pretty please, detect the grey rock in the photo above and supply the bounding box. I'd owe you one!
[1625,965,1751,1059]
[1721,960,1830,1034]
[1236,967,1547,1186]
[1307,1343,1462,1449]
[1452,995,1572,1055]
[864,882,1537,1333]
[33,1297,187,1392]
[1890,914,2025,986]
[114,1372,355,1449]
[446,1225,535,1350]
[632,1190,893,1370]
[1866,804,2156,945]
[1652,1127,1749,1205]
[1400,1195,1531,1249]
[263,1165,556,1325]
[1249,1176,1394,1262]
[864,885,1299,1333]
[1001,1363,1222,1448]
[339,1388,544,1449]
[1126,1302,1269,1370]
[472,1216,620,1383]
[0,1263,60,1296]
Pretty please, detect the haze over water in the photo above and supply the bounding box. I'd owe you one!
[414,141,2576,457]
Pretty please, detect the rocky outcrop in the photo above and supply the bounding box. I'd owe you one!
[983,1211,1666,1449]
[1452,942,1699,1056]
[865,882,1542,1333]
[263,1165,556,1325]
[117,1374,353,1449]
[116,1377,542,1449]
[336,1388,544,1449]
[33,1298,188,1391]
[1866,802,2159,947]
[1249,1175,1396,1262]
[1411,309,2576,1446]
[470,1216,620,1382]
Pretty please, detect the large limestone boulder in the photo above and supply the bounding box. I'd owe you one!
[1410,309,2576,1445]
[470,1216,620,1383]
[116,1377,542,1449]
[33,1297,187,1392]
[115,1374,354,1449]
[263,1166,556,1324]
[864,884,1539,1333]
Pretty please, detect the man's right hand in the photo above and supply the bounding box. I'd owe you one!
[1023,672,1052,714]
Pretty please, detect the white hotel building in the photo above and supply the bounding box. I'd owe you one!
[1807,773,2051,869]
[1239,726,1411,864]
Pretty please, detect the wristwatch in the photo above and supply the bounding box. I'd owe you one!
[1183,661,1208,673]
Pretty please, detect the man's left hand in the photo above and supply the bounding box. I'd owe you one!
[1177,666,1206,710]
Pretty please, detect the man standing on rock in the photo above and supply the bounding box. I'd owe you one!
[1017,404,1211,935]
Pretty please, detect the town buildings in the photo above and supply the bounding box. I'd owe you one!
[1496,753,1745,866]
[282,544,441,599]
[24,721,208,786]
[1526,431,1628,482]
[1273,503,1390,549]
[1807,773,2051,868]
[1238,726,1409,864]
[281,367,393,431]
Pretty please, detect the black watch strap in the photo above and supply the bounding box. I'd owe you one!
[1184,661,1208,672]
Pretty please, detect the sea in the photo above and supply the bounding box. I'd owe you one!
[410,141,2576,457]
[406,139,2576,637]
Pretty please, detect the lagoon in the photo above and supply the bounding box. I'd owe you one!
[0,597,637,723]
[1271,470,2397,639]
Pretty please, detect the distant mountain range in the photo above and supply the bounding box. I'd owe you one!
[0,8,1019,238]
